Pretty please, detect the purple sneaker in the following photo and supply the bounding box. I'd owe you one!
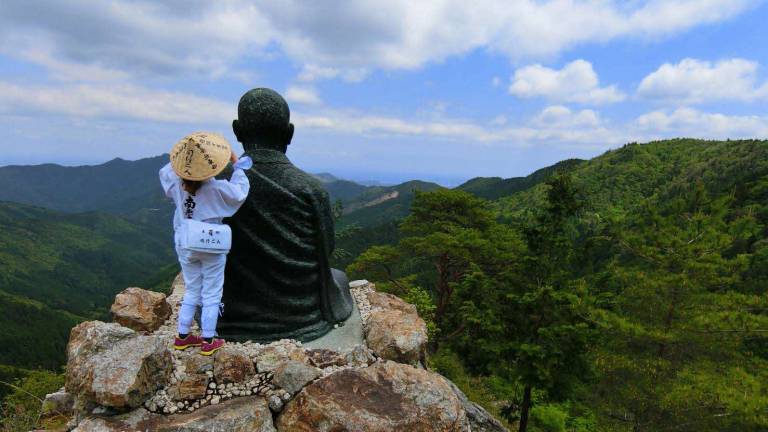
[200,338,225,356]
[174,334,203,351]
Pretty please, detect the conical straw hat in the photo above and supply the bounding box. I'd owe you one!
[170,132,232,181]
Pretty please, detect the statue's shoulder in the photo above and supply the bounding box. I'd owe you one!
[288,165,329,199]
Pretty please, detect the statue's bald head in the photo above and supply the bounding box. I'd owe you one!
[232,88,294,152]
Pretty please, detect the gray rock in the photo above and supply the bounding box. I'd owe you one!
[253,344,308,373]
[267,394,284,412]
[272,360,322,395]
[446,380,509,431]
[65,321,172,409]
[74,397,275,431]
[344,344,375,367]
[348,279,371,288]
[184,354,214,374]
[365,292,428,366]
[41,390,74,417]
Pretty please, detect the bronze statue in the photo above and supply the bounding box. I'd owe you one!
[217,88,354,343]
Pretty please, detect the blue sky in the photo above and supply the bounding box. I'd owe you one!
[1,1,767,185]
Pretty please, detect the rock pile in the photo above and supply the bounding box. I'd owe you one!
[56,275,507,431]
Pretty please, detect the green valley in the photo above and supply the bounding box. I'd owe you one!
[2,140,767,431]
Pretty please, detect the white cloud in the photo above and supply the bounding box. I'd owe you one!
[0,1,754,80]
[19,48,131,82]
[490,114,508,125]
[0,1,273,79]
[636,107,768,139]
[285,86,322,105]
[534,105,602,128]
[638,58,768,103]
[293,104,620,149]
[297,64,368,82]
[0,80,233,124]
[509,60,625,105]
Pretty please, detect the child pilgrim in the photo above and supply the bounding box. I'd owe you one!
[159,132,251,355]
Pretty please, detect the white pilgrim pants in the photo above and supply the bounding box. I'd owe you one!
[176,247,227,338]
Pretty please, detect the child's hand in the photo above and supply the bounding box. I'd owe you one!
[230,150,238,164]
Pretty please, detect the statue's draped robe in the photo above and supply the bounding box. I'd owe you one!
[217,149,354,342]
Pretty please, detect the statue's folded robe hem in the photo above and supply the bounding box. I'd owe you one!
[216,149,354,343]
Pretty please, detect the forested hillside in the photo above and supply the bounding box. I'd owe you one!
[0,202,176,372]
[3,140,767,431]
[347,139,768,431]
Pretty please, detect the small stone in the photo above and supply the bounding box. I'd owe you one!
[211,396,220,405]
[268,394,283,412]
[349,279,370,288]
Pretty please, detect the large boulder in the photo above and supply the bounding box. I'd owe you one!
[65,321,172,409]
[74,396,275,431]
[365,292,428,365]
[276,360,468,431]
[110,287,171,332]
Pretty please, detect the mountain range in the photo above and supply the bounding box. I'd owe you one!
[0,144,666,372]
[3,139,768,431]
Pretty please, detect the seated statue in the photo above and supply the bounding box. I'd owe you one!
[217,88,354,343]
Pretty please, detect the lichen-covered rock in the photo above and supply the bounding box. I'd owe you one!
[306,348,347,369]
[276,361,468,431]
[214,346,255,383]
[110,287,171,332]
[268,394,284,413]
[272,360,322,395]
[41,389,74,417]
[253,344,308,373]
[65,321,172,409]
[74,397,275,431]
[344,344,376,367]
[184,354,214,374]
[171,374,209,401]
[365,292,428,365]
[446,380,509,432]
